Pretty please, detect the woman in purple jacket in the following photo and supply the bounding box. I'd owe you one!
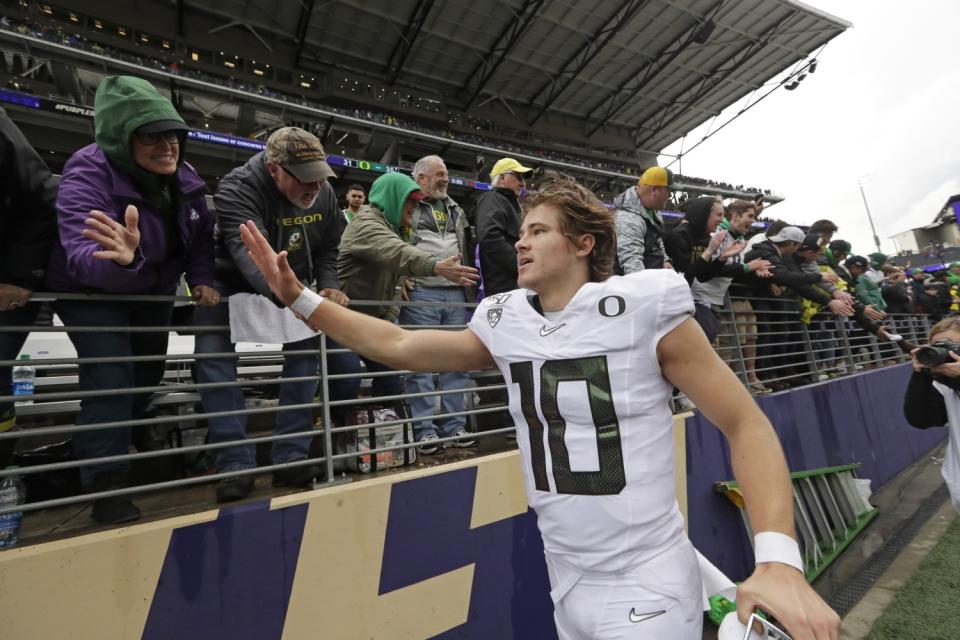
[47,76,217,524]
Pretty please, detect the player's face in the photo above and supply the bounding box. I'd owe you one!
[515,204,581,291]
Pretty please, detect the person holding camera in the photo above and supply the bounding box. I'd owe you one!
[903,317,960,510]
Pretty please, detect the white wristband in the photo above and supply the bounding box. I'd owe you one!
[290,287,324,318]
[754,531,804,573]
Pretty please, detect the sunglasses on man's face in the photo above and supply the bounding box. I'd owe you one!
[135,131,182,146]
[503,172,526,182]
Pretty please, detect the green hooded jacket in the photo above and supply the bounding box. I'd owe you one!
[856,274,886,310]
[94,75,187,207]
[337,173,438,320]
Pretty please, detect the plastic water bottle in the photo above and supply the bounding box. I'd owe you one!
[0,467,26,548]
[12,354,34,405]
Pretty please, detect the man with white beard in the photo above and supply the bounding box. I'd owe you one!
[400,155,477,453]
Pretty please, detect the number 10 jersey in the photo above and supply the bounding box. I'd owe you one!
[468,270,695,575]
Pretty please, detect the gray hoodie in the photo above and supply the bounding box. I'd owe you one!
[613,186,670,272]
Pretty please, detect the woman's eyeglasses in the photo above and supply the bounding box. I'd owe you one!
[135,131,182,146]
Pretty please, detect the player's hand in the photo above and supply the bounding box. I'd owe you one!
[0,283,31,312]
[736,563,840,640]
[83,205,140,266]
[319,288,349,307]
[191,284,221,307]
[433,255,479,287]
[239,221,304,306]
[769,283,785,297]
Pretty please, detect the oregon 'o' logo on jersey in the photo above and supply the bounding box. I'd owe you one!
[598,295,626,317]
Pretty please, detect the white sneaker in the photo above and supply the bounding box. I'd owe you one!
[451,429,477,448]
[417,433,441,455]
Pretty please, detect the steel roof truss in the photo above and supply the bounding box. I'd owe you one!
[292,0,316,67]
[463,0,547,108]
[384,0,437,84]
[636,10,800,147]
[527,0,653,126]
[584,0,727,137]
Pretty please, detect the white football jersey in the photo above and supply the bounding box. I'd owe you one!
[468,270,695,574]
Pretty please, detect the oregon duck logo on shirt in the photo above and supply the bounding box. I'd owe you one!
[286,231,303,253]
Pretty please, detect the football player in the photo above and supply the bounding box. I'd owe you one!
[238,175,839,640]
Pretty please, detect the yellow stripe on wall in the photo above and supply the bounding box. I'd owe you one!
[0,510,218,639]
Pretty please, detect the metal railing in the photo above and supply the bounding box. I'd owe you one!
[0,291,934,518]
[692,293,929,395]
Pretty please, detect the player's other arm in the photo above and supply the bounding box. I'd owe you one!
[659,318,840,640]
[239,220,494,373]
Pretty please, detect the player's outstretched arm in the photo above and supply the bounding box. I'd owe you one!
[239,221,494,373]
[659,318,840,640]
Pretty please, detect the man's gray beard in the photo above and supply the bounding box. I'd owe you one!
[431,188,448,200]
[293,193,319,210]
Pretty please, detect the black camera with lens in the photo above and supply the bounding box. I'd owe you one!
[915,340,960,368]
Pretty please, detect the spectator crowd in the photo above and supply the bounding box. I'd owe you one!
[0,65,937,529]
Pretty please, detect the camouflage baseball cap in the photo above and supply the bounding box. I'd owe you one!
[266,127,336,182]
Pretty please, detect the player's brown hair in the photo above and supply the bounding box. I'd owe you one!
[522,174,617,282]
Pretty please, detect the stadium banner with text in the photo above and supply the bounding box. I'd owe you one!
[0,88,495,191]
[0,417,689,639]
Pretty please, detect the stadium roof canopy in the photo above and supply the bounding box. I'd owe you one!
[178,0,850,151]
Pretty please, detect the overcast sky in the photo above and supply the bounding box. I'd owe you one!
[657,1,960,256]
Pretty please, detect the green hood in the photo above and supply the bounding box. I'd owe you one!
[367,172,421,230]
[93,75,187,186]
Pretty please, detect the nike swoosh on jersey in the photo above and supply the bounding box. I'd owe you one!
[539,323,565,337]
[628,609,666,624]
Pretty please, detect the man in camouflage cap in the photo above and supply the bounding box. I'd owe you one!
[194,126,359,503]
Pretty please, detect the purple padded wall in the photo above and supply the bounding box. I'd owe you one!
[685,363,947,580]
